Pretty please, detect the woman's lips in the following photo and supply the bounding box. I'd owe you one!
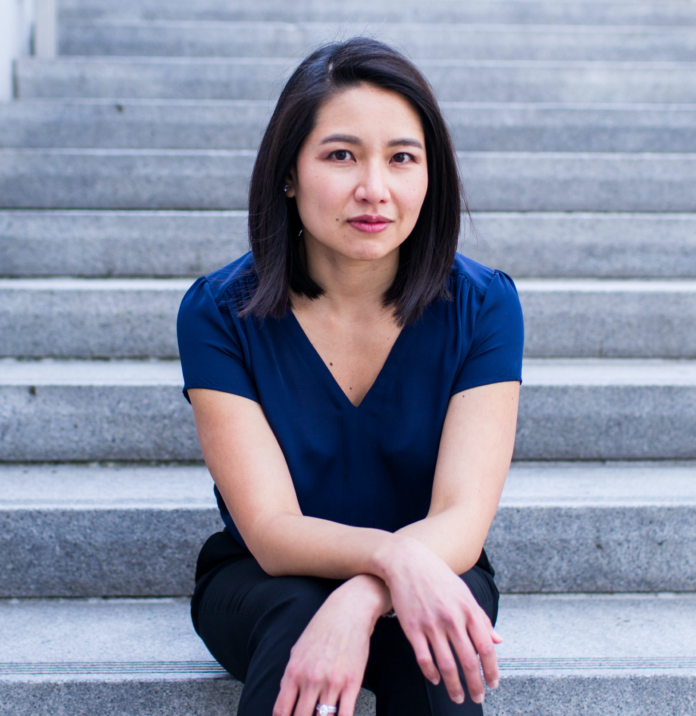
[348,216,393,233]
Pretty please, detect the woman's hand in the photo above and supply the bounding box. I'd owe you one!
[273,575,389,716]
[375,534,502,706]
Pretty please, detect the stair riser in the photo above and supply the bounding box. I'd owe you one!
[488,505,696,593]
[59,22,696,62]
[520,290,696,358]
[1,674,694,716]
[0,211,249,278]
[3,212,696,279]
[4,103,696,153]
[2,504,694,597]
[2,152,695,212]
[0,681,245,716]
[0,509,218,597]
[16,59,696,104]
[517,385,696,460]
[1,383,695,461]
[2,285,696,358]
[57,0,696,26]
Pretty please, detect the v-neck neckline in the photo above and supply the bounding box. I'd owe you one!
[285,308,416,411]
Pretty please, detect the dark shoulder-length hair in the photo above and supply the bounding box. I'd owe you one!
[243,36,465,326]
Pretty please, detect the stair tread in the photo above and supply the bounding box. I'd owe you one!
[2,460,695,509]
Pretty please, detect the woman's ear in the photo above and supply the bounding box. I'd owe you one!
[284,171,296,198]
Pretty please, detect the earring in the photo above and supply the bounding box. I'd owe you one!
[284,184,290,192]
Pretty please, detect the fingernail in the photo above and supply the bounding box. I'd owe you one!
[490,679,499,689]
[430,675,440,685]
[474,693,485,704]
[454,694,464,704]
[493,630,503,641]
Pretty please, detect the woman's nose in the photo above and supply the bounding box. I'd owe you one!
[354,160,389,204]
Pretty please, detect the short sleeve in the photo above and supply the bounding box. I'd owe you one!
[451,271,524,395]
[177,277,259,404]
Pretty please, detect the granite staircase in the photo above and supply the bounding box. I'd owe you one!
[1,1,696,714]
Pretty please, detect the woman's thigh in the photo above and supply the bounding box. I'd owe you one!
[192,554,341,715]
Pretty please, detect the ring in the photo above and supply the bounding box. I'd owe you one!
[316,706,337,716]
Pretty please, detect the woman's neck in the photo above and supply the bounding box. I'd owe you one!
[297,235,399,320]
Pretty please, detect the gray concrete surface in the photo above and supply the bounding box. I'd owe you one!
[3,277,696,358]
[0,149,255,210]
[518,279,696,358]
[4,100,696,153]
[57,0,696,27]
[1,461,695,596]
[16,57,696,104]
[0,210,250,278]
[3,211,696,279]
[58,21,696,62]
[0,278,193,358]
[462,213,696,278]
[3,150,696,212]
[1,594,695,714]
[518,359,696,459]
[0,359,199,461]
[1,358,696,461]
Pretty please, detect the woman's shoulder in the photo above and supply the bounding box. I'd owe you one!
[197,252,258,307]
[445,252,522,328]
[449,252,507,295]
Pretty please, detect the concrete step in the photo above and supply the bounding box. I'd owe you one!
[1,461,694,597]
[3,211,696,279]
[58,21,696,62]
[16,57,696,104]
[2,150,695,212]
[57,0,696,27]
[1,358,695,461]
[0,278,192,358]
[3,278,696,359]
[1,594,694,715]
[518,279,696,358]
[4,100,696,153]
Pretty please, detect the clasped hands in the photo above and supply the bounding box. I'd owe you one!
[272,535,502,716]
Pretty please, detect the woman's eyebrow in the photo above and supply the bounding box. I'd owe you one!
[318,135,424,149]
[387,138,424,149]
[320,134,361,145]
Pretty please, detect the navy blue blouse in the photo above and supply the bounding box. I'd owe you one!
[177,252,524,548]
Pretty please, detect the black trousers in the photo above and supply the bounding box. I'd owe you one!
[191,530,500,716]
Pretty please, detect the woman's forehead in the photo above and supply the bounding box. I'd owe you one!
[311,85,424,143]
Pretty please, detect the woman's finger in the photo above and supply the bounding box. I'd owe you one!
[337,679,362,716]
[449,625,486,704]
[430,632,466,704]
[292,682,323,716]
[404,629,441,685]
[466,613,500,689]
[273,678,299,716]
[315,683,341,716]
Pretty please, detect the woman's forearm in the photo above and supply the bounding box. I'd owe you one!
[248,510,397,579]
[394,505,490,576]
[251,503,482,588]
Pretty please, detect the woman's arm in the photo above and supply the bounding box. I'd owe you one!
[389,379,520,571]
[189,379,518,580]
[188,387,398,579]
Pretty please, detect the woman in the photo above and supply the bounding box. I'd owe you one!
[178,38,523,716]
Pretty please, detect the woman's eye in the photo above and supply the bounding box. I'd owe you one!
[392,152,414,164]
[331,150,352,161]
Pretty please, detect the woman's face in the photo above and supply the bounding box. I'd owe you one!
[286,83,429,266]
